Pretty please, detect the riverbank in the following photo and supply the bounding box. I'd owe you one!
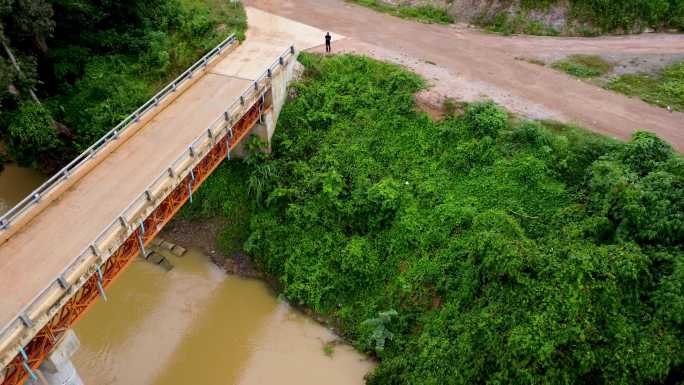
[179,52,684,385]
[72,247,374,385]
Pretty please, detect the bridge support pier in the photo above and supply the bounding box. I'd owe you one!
[232,109,275,158]
[27,330,83,385]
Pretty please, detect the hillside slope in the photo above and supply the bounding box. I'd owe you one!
[375,0,684,35]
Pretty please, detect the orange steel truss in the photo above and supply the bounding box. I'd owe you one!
[1,96,266,385]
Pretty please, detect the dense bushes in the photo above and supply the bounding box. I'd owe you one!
[348,0,454,24]
[0,0,246,170]
[6,102,58,167]
[478,0,684,35]
[186,53,683,384]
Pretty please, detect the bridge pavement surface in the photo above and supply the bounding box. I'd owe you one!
[0,8,335,333]
[247,0,684,151]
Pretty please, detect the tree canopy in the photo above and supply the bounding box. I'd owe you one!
[0,0,246,170]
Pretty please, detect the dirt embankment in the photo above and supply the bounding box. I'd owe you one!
[161,218,261,278]
[384,0,570,30]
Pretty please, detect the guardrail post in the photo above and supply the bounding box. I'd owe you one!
[189,146,195,157]
[19,314,32,328]
[168,167,175,178]
[224,111,229,122]
[267,68,272,78]
[90,244,101,258]
[144,190,153,202]
[279,57,284,66]
[290,46,295,54]
[240,96,245,105]
[254,82,258,91]
[57,276,70,289]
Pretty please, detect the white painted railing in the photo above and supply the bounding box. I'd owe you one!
[0,42,296,370]
[0,35,239,232]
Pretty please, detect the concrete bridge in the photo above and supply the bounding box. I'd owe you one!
[0,9,331,385]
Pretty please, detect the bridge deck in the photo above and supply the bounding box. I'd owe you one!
[0,8,332,332]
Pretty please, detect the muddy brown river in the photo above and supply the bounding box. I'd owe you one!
[0,166,373,384]
[72,248,374,385]
[0,164,45,216]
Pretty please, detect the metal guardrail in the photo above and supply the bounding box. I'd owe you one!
[0,34,239,232]
[0,43,296,370]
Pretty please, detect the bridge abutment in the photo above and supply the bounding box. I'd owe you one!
[27,330,83,385]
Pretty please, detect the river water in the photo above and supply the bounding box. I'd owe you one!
[0,165,373,384]
[0,164,45,216]
[72,248,374,385]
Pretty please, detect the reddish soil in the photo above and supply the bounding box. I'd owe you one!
[246,0,684,151]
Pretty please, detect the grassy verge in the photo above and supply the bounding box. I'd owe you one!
[185,53,683,385]
[551,54,613,78]
[607,60,684,112]
[476,12,560,36]
[474,0,684,36]
[346,0,453,24]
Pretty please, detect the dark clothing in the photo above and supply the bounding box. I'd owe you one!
[325,33,332,53]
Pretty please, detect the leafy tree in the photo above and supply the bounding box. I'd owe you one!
[6,101,58,166]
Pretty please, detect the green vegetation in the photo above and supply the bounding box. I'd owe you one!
[476,0,684,35]
[347,0,453,24]
[551,54,613,78]
[477,12,560,36]
[608,60,684,112]
[185,53,684,385]
[0,0,246,171]
[323,341,336,357]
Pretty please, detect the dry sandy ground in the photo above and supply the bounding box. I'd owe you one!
[246,0,684,151]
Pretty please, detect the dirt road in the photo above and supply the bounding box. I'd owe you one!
[246,0,684,151]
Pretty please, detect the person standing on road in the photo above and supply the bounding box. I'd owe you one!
[325,32,332,53]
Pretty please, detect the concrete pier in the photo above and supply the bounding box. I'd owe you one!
[27,330,83,385]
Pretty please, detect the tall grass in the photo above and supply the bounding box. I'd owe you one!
[347,0,454,24]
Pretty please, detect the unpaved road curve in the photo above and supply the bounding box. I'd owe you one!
[246,0,684,151]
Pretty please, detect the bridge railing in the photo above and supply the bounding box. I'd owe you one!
[0,34,239,233]
[0,44,296,371]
